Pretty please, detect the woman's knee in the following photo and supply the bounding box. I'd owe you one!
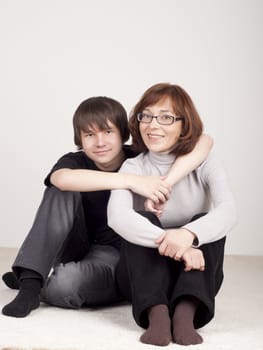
[137,210,163,227]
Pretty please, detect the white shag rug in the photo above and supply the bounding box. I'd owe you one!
[0,255,263,350]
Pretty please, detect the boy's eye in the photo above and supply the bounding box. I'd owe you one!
[105,129,113,134]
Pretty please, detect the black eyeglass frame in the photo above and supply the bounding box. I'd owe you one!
[137,112,183,125]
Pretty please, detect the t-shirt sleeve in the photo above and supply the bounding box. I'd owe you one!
[107,157,164,247]
[44,152,87,187]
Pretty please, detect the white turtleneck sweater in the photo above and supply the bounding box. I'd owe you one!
[107,151,237,247]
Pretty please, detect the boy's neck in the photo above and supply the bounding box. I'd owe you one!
[95,150,125,172]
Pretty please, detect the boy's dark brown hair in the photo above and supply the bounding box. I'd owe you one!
[73,96,130,149]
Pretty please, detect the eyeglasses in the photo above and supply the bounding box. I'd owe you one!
[137,112,183,126]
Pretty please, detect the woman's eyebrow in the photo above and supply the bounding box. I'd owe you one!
[144,108,173,113]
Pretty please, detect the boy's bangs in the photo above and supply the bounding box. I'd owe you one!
[80,112,112,132]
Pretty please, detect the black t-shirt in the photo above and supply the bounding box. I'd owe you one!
[44,145,136,249]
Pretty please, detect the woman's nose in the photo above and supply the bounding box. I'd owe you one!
[149,116,160,127]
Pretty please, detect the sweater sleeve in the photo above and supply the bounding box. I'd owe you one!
[107,158,164,247]
[183,155,238,246]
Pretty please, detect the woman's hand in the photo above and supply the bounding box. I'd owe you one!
[144,199,166,218]
[155,228,196,260]
[127,174,171,203]
[182,247,205,272]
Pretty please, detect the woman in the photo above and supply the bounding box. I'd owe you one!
[108,83,237,346]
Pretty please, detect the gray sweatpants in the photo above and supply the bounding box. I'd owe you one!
[41,244,120,308]
[12,186,121,308]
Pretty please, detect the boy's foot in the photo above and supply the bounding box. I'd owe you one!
[2,271,20,289]
[2,278,41,318]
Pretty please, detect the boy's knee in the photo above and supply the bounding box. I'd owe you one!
[45,186,81,203]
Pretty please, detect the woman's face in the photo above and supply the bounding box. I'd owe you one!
[139,97,182,153]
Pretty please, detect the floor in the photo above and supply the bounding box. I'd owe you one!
[0,248,263,350]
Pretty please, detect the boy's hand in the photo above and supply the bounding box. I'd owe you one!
[128,175,171,203]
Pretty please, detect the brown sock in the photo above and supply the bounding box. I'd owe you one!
[172,297,203,345]
[140,304,172,346]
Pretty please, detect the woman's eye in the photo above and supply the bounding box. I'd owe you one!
[142,113,152,121]
[161,115,172,121]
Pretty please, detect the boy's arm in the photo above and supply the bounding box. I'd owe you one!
[50,134,212,203]
[50,168,171,203]
[165,134,213,186]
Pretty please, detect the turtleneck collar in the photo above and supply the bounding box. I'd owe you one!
[148,151,176,166]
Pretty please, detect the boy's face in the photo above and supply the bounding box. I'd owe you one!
[80,120,124,171]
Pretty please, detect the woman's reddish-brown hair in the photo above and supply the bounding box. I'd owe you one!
[129,83,203,156]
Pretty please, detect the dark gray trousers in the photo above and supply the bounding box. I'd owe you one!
[116,211,226,329]
[12,186,121,308]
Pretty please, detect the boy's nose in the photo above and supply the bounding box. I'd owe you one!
[96,134,106,146]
